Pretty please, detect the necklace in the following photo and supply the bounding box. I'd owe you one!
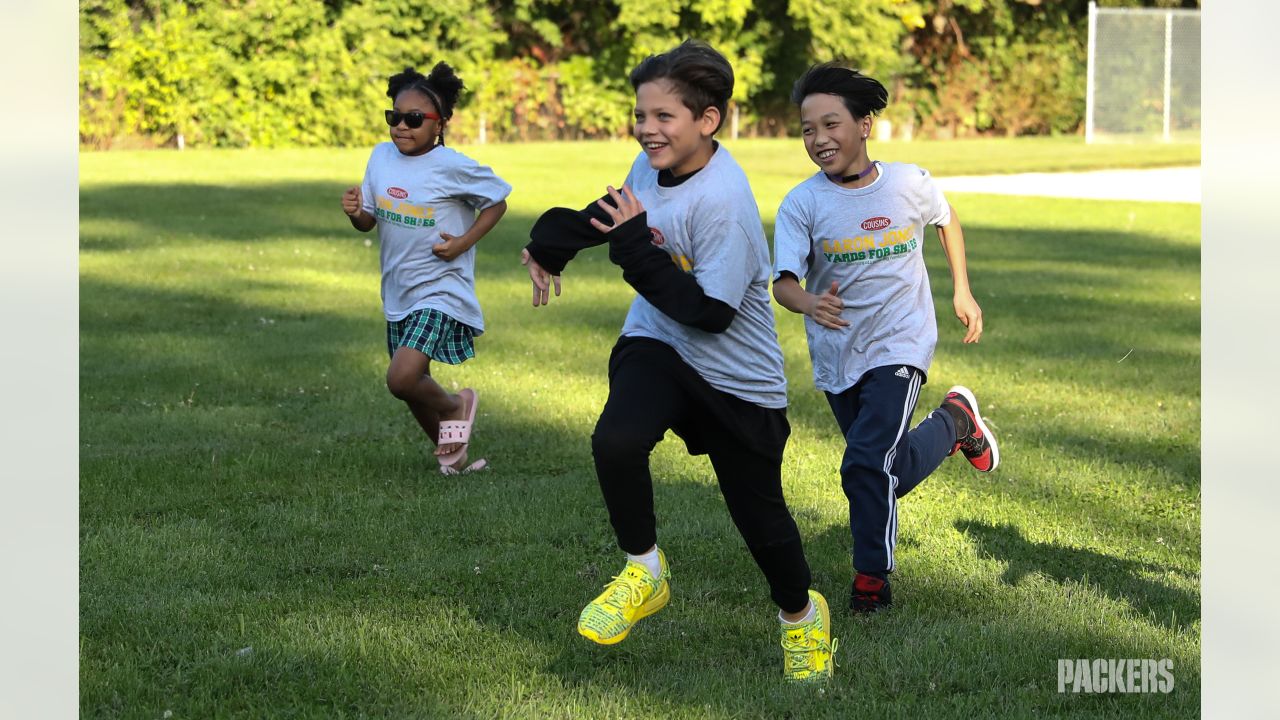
[833,161,876,184]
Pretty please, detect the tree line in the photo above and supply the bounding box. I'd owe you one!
[79,0,1199,149]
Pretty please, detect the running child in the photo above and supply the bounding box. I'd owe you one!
[771,63,1000,613]
[521,40,835,683]
[341,63,511,475]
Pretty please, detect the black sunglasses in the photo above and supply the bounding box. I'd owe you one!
[385,110,441,129]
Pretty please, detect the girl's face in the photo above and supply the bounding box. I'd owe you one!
[389,89,442,157]
[633,80,719,177]
[799,93,873,177]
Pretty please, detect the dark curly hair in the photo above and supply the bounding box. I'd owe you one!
[629,40,734,135]
[387,62,466,145]
[790,62,888,119]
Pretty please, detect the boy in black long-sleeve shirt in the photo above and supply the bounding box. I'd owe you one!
[521,40,836,683]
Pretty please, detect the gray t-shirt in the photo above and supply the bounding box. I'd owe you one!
[619,146,788,409]
[360,143,511,329]
[773,162,950,393]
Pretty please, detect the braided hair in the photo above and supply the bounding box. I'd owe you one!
[386,62,466,146]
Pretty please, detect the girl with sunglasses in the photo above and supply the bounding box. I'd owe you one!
[341,62,511,474]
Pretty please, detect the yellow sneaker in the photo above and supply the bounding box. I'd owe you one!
[781,589,838,683]
[577,550,671,645]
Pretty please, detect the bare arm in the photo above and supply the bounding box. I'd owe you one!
[936,204,983,343]
[433,200,508,261]
[772,274,848,329]
[341,186,376,232]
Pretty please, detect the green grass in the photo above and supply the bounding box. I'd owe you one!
[80,139,1200,719]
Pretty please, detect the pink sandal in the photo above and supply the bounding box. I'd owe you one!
[437,388,478,473]
[439,457,488,476]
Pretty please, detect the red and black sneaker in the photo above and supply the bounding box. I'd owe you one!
[850,573,892,613]
[942,385,1000,472]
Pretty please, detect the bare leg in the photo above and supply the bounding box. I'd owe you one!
[385,347,468,455]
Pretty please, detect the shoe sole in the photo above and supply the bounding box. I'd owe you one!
[578,579,671,646]
[948,385,999,472]
[849,594,892,613]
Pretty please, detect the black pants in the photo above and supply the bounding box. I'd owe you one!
[825,364,956,575]
[590,337,812,613]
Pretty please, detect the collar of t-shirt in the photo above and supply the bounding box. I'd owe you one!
[657,141,719,187]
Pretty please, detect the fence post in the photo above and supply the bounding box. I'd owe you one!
[1163,10,1173,142]
[479,114,487,145]
[1085,1,1097,144]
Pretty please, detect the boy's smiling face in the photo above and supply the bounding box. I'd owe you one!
[799,93,873,177]
[633,80,719,177]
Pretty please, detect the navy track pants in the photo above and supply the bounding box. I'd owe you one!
[825,364,956,574]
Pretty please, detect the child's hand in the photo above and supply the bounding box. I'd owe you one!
[432,232,468,262]
[521,248,562,306]
[953,290,984,343]
[341,186,363,217]
[590,185,644,233]
[807,281,849,329]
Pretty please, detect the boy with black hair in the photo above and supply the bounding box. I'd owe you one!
[522,40,836,682]
[772,62,1000,613]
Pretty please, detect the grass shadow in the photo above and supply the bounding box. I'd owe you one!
[953,520,1199,631]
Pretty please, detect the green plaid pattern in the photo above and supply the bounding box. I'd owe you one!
[386,308,476,365]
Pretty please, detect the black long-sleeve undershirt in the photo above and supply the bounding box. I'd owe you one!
[525,196,737,334]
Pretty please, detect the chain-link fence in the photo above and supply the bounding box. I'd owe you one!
[1086,2,1200,143]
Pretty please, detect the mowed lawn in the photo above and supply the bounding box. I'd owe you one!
[80,138,1200,719]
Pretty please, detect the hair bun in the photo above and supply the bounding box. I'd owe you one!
[385,63,466,122]
[425,61,465,111]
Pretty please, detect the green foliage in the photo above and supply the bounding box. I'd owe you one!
[556,56,634,138]
[79,0,1195,147]
[80,0,508,148]
[80,0,218,147]
[982,27,1087,136]
[904,0,1090,138]
[787,0,921,77]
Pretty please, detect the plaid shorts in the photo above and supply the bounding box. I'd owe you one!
[386,307,476,365]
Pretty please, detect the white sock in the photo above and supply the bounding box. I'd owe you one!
[779,602,816,626]
[626,547,662,578]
